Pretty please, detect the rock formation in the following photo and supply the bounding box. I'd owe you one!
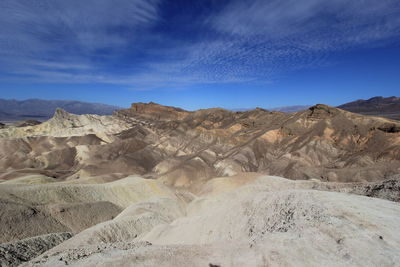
[0,102,400,266]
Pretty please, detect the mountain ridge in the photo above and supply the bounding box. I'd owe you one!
[2,101,399,183]
[0,98,121,122]
[338,96,400,120]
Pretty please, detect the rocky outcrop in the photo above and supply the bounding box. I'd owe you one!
[117,102,189,121]
[0,232,73,267]
[0,109,133,143]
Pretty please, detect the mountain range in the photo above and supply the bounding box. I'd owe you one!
[0,99,121,122]
[270,105,311,112]
[1,96,399,123]
[338,96,400,120]
[234,96,400,120]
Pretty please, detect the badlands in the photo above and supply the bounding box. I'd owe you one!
[1,102,400,266]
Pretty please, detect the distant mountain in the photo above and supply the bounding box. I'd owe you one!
[338,96,400,120]
[230,108,252,112]
[231,105,310,113]
[0,99,121,122]
[271,105,311,113]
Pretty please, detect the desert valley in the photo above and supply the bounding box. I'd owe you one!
[0,102,400,266]
[2,0,400,265]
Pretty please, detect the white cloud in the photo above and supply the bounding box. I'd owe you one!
[0,0,161,77]
[174,0,400,83]
[0,0,399,89]
[211,0,400,48]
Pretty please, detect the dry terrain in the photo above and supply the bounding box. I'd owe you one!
[1,102,400,266]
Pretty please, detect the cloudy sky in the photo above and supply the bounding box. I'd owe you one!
[0,0,399,109]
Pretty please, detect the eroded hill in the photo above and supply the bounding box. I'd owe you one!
[2,102,399,186]
[1,102,400,266]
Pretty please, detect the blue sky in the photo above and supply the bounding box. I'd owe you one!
[0,0,399,110]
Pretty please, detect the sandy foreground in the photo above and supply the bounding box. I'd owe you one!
[0,173,398,266]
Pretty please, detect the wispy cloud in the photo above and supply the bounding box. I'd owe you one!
[0,0,160,51]
[0,0,161,82]
[212,0,400,44]
[0,0,399,89]
[198,0,400,77]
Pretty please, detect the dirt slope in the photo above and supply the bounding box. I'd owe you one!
[24,175,400,267]
[0,233,73,267]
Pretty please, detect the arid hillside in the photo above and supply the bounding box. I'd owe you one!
[2,102,399,186]
[1,102,400,266]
